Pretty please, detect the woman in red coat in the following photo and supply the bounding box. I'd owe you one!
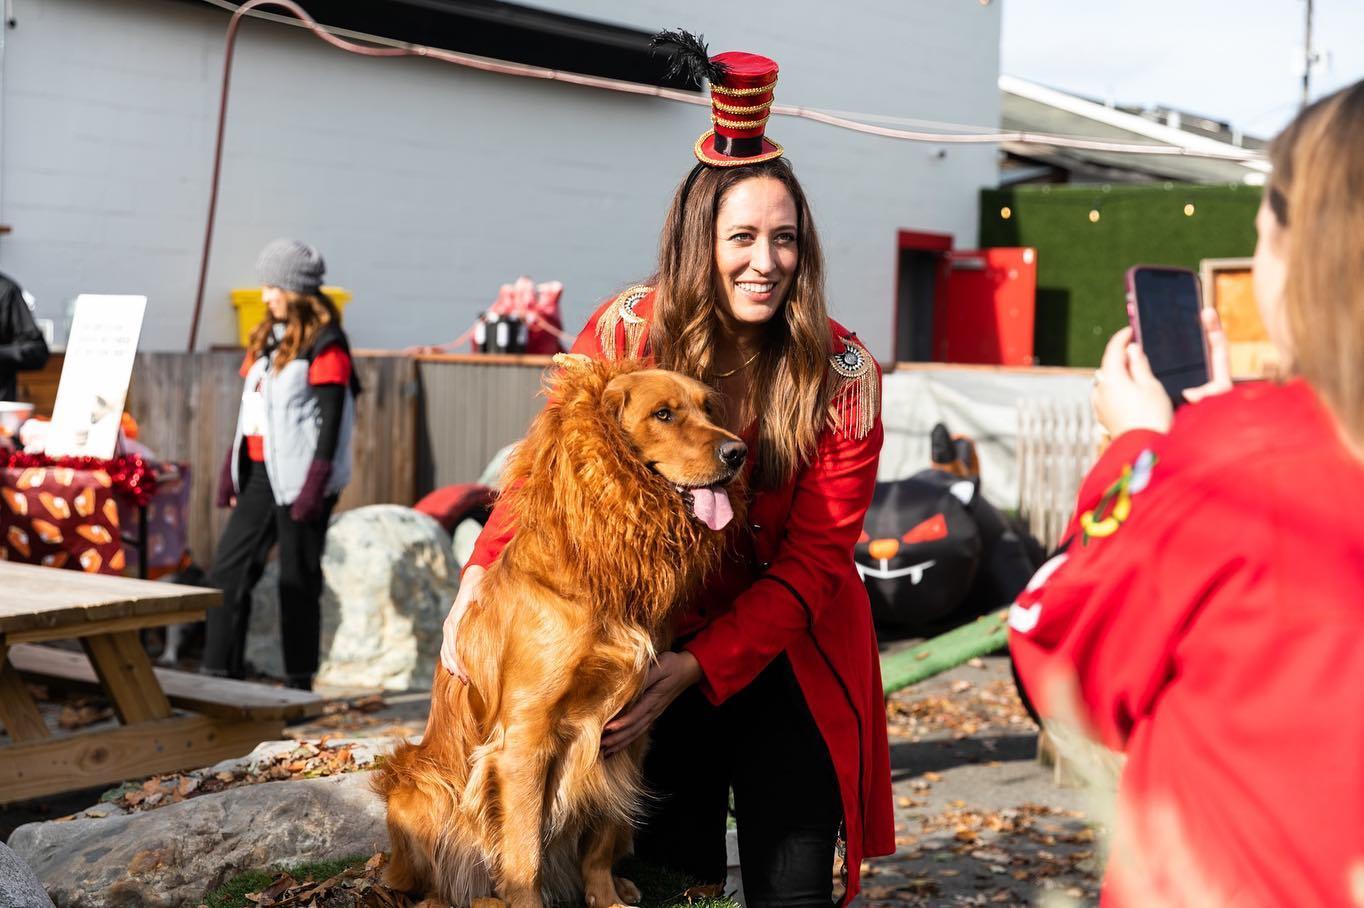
[1010,81,1364,906]
[442,41,893,907]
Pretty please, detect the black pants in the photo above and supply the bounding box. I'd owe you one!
[634,655,842,908]
[202,457,336,682]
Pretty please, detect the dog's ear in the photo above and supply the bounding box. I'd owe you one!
[602,374,631,422]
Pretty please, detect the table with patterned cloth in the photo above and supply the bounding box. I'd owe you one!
[0,463,190,577]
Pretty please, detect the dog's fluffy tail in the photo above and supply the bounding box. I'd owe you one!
[374,666,499,900]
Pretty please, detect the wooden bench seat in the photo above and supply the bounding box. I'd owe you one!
[8,643,328,723]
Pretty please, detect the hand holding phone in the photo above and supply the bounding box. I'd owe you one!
[1125,266,1210,408]
[1092,326,1173,437]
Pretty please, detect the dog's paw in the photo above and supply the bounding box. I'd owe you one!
[613,875,642,905]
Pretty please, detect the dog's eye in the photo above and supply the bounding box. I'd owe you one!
[653,407,673,422]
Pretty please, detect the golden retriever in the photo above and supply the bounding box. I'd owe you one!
[375,356,746,907]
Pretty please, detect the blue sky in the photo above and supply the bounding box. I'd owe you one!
[1000,0,1364,139]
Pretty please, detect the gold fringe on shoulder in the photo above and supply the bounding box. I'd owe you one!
[825,335,879,440]
[594,285,651,360]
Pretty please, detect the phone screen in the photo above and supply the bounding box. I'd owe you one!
[1132,268,1208,407]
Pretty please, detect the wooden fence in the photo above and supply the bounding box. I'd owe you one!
[1016,397,1098,551]
[117,351,553,567]
[26,351,1099,563]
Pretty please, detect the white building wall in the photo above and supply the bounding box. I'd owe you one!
[0,0,999,358]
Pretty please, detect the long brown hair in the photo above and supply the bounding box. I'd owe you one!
[1266,79,1364,456]
[246,290,342,369]
[650,157,834,488]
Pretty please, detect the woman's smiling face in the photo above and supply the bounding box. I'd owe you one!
[713,176,798,327]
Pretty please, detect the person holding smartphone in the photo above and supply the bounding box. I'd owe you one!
[1010,81,1364,906]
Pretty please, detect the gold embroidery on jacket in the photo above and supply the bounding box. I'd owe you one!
[825,335,879,440]
[595,285,651,360]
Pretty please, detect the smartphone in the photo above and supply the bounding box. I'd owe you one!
[1125,265,1209,408]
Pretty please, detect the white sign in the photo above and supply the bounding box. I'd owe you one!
[46,295,148,459]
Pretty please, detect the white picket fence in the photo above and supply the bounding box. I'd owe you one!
[1016,398,1100,551]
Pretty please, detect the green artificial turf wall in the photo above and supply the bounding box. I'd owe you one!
[979,182,1261,366]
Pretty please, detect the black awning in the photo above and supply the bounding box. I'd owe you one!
[176,0,697,90]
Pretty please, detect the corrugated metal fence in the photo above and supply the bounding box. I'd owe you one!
[127,351,552,566]
[414,353,550,492]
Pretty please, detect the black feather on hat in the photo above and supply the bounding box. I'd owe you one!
[650,29,730,87]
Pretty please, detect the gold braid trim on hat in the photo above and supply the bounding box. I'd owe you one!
[825,335,879,441]
[694,131,785,166]
[710,79,777,97]
[712,113,771,130]
[595,285,651,360]
[712,98,773,115]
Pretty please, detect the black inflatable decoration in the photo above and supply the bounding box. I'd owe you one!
[858,424,1042,637]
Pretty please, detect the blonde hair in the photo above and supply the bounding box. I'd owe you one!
[1267,80,1364,456]
[246,290,342,369]
[650,158,834,488]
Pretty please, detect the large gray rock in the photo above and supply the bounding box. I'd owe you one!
[479,442,517,488]
[0,842,55,907]
[7,771,387,908]
[452,516,483,568]
[247,505,459,690]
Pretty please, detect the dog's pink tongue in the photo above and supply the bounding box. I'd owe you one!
[690,486,734,531]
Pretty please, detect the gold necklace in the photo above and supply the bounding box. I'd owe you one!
[713,349,760,379]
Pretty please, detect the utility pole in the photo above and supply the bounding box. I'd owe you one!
[1301,0,1314,109]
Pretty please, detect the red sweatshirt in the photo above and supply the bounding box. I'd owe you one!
[1010,379,1364,907]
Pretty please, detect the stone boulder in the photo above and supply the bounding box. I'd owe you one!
[246,505,459,690]
[0,842,55,907]
[7,771,387,908]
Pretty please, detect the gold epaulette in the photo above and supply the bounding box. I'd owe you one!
[594,285,652,360]
[825,335,879,440]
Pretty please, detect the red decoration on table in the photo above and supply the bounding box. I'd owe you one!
[0,451,160,507]
[0,465,124,573]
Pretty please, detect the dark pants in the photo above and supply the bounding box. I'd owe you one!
[634,655,842,908]
[202,457,336,683]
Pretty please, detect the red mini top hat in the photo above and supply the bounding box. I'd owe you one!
[653,31,783,167]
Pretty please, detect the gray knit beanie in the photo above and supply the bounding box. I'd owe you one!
[255,238,325,295]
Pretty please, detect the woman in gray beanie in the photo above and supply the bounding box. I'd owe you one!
[203,238,360,689]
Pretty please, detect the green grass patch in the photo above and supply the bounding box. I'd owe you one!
[619,856,740,908]
[200,857,369,908]
[200,855,739,907]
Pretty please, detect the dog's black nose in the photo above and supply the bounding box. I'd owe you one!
[718,440,747,469]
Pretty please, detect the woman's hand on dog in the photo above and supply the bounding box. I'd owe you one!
[441,565,485,683]
[602,651,702,756]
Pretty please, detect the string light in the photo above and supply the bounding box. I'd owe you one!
[1000,206,1013,220]
[1088,207,1102,223]
[1184,202,1196,216]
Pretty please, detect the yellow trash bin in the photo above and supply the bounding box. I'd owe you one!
[230,286,353,347]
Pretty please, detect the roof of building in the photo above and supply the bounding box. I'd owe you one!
[999,76,1269,186]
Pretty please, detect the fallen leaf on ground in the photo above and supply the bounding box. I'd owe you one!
[682,883,725,902]
[58,703,113,729]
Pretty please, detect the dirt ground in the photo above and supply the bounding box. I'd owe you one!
[863,652,1104,906]
[3,653,1106,906]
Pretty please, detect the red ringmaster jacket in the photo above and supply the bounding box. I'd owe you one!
[466,287,895,903]
[1010,378,1364,907]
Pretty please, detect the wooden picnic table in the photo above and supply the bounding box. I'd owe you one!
[0,561,325,803]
